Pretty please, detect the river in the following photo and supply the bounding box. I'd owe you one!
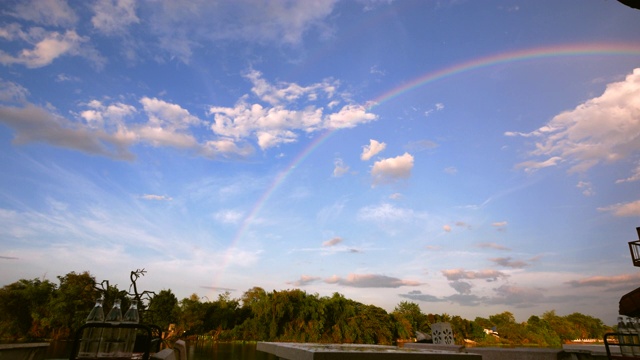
[46,341,278,360]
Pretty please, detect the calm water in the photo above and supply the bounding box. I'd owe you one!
[47,341,277,360]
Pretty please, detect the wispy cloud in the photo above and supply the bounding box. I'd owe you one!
[325,273,422,288]
[476,242,511,251]
[489,257,529,269]
[598,199,640,217]
[141,194,172,201]
[289,275,322,286]
[442,268,508,282]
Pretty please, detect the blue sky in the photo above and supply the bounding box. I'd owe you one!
[0,0,639,324]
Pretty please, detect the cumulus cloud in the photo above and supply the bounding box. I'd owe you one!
[371,153,414,185]
[598,199,640,217]
[509,68,640,174]
[361,139,386,161]
[325,273,422,288]
[0,70,375,160]
[209,70,376,150]
[322,237,343,247]
[441,268,508,282]
[443,224,452,232]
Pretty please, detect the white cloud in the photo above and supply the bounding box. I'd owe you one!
[6,0,77,27]
[511,68,640,174]
[616,162,640,183]
[515,156,562,173]
[0,70,375,160]
[324,273,422,288]
[371,152,414,185]
[333,158,349,177]
[92,0,140,35]
[361,139,386,161]
[0,28,105,69]
[324,104,378,129]
[209,71,376,150]
[598,199,640,217]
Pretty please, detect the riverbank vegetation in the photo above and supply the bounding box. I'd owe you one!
[0,271,613,347]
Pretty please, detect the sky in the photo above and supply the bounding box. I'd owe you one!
[0,0,639,325]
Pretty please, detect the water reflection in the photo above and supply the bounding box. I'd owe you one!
[189,342,277,360]
[47,341,277,360]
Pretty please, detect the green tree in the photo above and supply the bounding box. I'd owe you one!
[179,294,206,335]
[48,271,100,339]
[542,310,579,343]
[0,280,38,339]
[147,289,179,332]
[525,315,561,347]
[392,301,427,338]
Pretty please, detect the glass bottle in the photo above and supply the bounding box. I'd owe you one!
[627,317,639,355]
[77,297,105,359]
[98,299,123,358]
[618,316,633,356]
[120,300,140,359]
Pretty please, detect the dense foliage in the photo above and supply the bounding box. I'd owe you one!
[0,271,613,347]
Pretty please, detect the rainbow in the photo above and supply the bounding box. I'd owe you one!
[212,42,640,288]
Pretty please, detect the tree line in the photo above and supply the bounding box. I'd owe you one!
[0,270,613,347]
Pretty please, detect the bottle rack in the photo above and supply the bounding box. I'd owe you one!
[70,323,159,360]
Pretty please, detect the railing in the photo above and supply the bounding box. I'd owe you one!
[604,332,640,359]
[628,228,640,267]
